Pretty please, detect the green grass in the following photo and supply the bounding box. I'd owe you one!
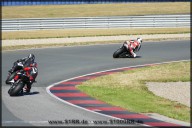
[2,2,190,19]
[77,61,190,122]
[2,28,190,40]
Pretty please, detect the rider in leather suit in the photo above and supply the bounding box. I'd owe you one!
[9,54,38,93]
[123,38,142,58]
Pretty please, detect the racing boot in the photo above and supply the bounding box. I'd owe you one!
[24,83,31,93]
[23,86,30,93]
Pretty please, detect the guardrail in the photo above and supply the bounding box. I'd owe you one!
[2,15,190,31]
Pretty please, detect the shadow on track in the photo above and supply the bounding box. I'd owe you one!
[11,91,40,97]
[113,56,142,58]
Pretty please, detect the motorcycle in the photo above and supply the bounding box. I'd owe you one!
[113,41,141,58]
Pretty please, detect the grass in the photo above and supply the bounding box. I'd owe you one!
[2,2,190,19]
[77,61,190,122]
[2,28,190,40]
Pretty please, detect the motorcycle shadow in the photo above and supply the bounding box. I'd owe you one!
[117,56,142,58]
[16,91,40,96]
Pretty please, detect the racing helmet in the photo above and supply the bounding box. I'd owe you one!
[124,40,129,44]
[28,54,35,62]
[137,38,142,44]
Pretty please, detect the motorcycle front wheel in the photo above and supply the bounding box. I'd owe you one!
[5,72,16,84]
[8,81,24,96]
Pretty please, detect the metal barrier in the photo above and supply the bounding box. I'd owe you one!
[2,15,190,31]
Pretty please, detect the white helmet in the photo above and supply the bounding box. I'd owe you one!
[137,38,142,44]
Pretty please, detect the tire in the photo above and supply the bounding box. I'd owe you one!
[113,48,125,58]
[5,72,16,84]
[8,81,24,96]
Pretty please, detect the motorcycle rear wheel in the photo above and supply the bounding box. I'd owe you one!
[113,48,125,58]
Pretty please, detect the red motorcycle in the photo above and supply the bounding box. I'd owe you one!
[5,61,38,96]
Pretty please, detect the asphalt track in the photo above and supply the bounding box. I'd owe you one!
[2,40,190,126]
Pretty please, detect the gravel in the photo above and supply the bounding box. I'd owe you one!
[146,82,190,107]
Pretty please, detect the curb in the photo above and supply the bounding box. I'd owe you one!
[47,60,189,127]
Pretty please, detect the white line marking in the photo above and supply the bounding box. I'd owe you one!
[46,60,189,127]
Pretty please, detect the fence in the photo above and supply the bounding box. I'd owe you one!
[2,15,190,31]
[2,0,190,6]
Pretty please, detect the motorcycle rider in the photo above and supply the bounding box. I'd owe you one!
[8,54,35,73]
[9,54,38,93]
[123,38,142,58]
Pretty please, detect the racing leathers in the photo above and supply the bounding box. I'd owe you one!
[9,57,34,73]
[123,40,141,58]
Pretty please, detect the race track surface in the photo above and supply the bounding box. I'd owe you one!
[2,40,190,126]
